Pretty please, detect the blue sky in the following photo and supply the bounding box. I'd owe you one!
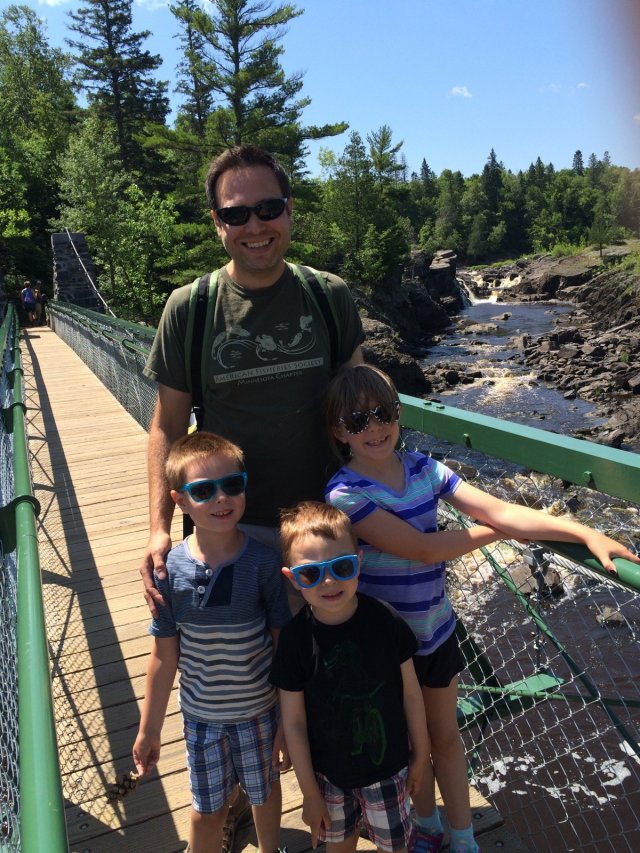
[8,0,640,177]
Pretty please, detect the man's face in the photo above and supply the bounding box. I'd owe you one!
[211,165,292,289]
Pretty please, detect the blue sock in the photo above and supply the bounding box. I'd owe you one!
[416,807,444,836]
[449,825,479,852]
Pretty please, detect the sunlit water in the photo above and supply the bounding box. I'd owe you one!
[421,300,607,436]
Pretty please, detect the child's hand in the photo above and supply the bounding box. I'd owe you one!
[132,732,160,777]
[272,724,292,772]
[302,792,330,849]
[584,530,640,574]
[407,752,428,797]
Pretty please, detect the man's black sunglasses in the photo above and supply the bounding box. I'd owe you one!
[215,197,288,227]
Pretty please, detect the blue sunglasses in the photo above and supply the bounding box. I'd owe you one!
[178,472,247,502]
[289,554,359,589]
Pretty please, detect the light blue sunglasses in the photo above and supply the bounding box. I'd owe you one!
[289,554,359,588]
[178,472,247,502]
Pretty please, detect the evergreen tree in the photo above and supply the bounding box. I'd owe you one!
[67,0,169,175]
[171,0,213,137]
[572,149,584,175]
[181,0,346,173]
[367,124,404,185]
[586,152,603,187]
[480,148,503,216]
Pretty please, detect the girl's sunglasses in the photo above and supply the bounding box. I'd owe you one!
[290,555,359,589]
[338,400,401,435]
[178,473,248,502]
[215,197,288,227]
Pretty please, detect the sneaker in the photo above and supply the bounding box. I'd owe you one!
[410,826,445,853]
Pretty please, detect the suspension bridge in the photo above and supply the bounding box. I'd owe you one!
[1,296,640,853]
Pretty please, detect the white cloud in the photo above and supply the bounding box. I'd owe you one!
[451,86,472,99]
[634,114,640,125]
[134,0,170,10]
[546,83,562,94]
[577,82,589,89]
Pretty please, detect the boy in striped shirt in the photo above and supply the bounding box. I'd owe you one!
[133,431,291,853]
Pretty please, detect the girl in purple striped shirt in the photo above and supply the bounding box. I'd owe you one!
[325,364,638,853]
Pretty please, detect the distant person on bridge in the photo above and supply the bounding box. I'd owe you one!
[324,363,640,853]
[33,282,43,325]
[20,280,37,325]
[141,144,364,616]
[133,431,291,853]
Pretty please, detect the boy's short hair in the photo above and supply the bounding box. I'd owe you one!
[204,144,291,210]
[280,501,357,565]
[324,364,400,460]
[166,431,245,490]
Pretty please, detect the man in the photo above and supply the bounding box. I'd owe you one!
[140,145,364,616]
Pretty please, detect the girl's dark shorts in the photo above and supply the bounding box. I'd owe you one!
[413,630,466,689]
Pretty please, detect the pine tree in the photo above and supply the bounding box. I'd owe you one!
[67,0,169,174]
[572,150,584,175]
[367,124,404,185]
[182,0,346,172]
[171,0,213,137]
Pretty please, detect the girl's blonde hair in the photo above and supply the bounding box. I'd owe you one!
[280,501,357,565]
[324,364,400,460]
[165,431,245,490]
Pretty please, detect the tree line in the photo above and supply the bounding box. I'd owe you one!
[1,0,639,324]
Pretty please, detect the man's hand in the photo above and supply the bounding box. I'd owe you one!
[139,530,172,618]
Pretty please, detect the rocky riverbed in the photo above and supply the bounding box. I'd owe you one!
[356,241,640,451]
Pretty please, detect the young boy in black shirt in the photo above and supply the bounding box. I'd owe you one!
[270,501,429,853]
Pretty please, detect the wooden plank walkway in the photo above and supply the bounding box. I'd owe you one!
[21,325,529,853]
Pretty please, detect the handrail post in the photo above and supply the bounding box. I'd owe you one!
[12,319,68,852]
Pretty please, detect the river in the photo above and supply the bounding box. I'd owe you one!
[420,297,607,437]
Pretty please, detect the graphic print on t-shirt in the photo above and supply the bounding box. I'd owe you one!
[211,313,323,384]
[323,639,388,766]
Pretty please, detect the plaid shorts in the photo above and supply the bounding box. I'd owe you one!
[315,767,412,852]
[183,705,279,814]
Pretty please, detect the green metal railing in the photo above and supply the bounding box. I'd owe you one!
[400,393,640,589]
[0,306,67,853]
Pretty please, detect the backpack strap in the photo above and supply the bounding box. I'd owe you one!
[185,270,219,431]
[288,262,342,373]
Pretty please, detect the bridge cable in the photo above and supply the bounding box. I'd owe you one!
[63,228,116,318]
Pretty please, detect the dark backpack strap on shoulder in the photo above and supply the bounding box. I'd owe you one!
[187,273,211,430]
[183,271,216,538]
[289,262,341,372]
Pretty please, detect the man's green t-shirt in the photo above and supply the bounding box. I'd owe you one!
[144,265,364,526]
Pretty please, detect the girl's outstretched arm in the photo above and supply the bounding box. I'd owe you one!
[352,508,501,565]
[448,481,640,574]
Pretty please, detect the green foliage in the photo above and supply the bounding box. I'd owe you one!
[54,115,183,321]
[0,5,76,275]
[1,0,639,315]
[619,351,630,365]
[620,251,640,276]
[549,242,584,257]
